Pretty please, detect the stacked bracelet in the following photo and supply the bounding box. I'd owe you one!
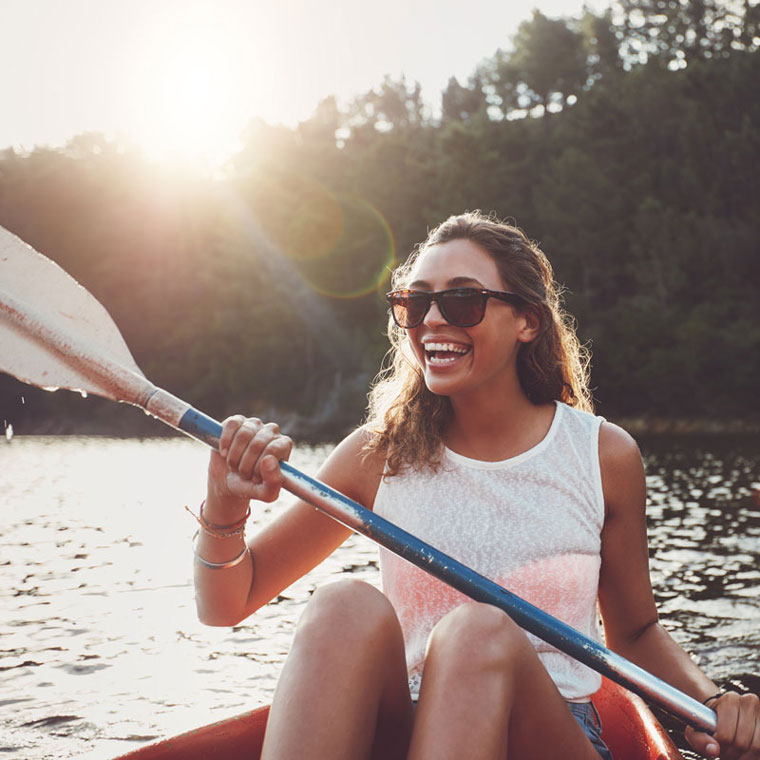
[192,530,250,569]
[185,500,251,538]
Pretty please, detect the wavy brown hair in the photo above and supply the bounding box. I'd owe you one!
[364,211,592,476]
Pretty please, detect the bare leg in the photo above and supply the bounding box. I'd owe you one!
[260,579,414,760]
[409,602,603,760]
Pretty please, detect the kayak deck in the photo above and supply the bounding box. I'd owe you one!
[113,677,683,759]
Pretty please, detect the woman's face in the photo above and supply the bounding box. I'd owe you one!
[404,238,536,400]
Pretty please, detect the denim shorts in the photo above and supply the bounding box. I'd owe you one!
[568,701,613,760]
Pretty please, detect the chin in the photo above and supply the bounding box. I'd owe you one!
[423,371,462,397]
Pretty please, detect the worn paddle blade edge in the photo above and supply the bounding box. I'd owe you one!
[0,225,145,399]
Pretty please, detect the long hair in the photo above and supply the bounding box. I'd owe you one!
[364,211,592,476]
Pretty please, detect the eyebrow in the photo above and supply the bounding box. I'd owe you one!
[408,276,485,289]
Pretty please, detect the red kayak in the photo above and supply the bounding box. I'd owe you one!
[113,677,683,759]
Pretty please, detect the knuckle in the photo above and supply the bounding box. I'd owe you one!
[274,436,293,455]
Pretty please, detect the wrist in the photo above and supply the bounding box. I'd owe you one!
[204,491,250,522]
[187,500,251,539]
[702,691,724,707]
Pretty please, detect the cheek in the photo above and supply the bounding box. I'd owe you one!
[404,333,425,364]
[471,323,518,362]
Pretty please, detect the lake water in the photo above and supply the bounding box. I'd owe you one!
[2,434,759,759]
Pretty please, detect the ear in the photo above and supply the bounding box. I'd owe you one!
[516,307,541,343]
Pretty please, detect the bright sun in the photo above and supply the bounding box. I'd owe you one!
[127,12,255,166]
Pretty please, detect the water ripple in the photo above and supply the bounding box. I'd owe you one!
[1,434,758,758]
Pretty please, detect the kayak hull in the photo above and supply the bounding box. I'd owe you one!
[113,677,682,759]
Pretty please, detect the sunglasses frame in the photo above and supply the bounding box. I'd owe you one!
[386,287,525,329]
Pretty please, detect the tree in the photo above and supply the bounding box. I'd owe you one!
[615,0,757,67]
[581,8,624,80]
[477,50,522,119]
[347,75,426,133]
[441,75,488,123]
[510,11,589,114]
[298,95,341,146]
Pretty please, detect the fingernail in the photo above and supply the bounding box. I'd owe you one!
[219,447,227,456]
[706,742,719,757]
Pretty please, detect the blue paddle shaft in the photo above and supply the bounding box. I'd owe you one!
[177,406,717,734]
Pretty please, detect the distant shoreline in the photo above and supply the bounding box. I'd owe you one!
[6,412,760,441]
[614,417,760,437]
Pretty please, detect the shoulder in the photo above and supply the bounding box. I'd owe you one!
[598,420,641,467]
[317,425,385,509]
[598,421,646,518]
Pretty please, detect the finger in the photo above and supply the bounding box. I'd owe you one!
[226,418,262,470]
[225,470,280,503]
[225,471,260,498]
[749,716,760,760]
[735,693,760,759]
[714,693,742,755]
[685,726,720,758]
[254,436,292,483]
[237,423,281,480]
[219,415,246,456]
[259,454,285,487]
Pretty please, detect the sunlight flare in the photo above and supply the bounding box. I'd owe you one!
[127,12,255,165]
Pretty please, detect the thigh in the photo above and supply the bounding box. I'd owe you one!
[264,580,415,760]
[410,603,604,760]
[503,646,605,760]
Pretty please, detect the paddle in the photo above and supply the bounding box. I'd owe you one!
[0,224,716,734]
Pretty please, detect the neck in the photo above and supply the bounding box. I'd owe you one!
[445,380,555,461]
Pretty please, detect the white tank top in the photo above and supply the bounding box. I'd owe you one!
[373,401,606,701]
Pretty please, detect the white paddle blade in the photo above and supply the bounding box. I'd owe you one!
[0,225,148,401]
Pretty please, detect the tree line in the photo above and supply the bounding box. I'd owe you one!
[1,0,758,437]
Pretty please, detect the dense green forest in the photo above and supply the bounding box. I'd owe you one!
[1,1,759,437]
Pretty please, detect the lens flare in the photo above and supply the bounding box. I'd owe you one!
[295,195,396,299]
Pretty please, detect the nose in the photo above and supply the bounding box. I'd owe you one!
[422,297,447,326]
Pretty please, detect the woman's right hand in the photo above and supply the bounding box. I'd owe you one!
[206,415,293,517]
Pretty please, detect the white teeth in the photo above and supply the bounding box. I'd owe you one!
[423,342,469,353]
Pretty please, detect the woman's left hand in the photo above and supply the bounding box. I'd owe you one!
[685,691,760,759]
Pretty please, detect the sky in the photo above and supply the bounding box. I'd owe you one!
[1,0,605,163]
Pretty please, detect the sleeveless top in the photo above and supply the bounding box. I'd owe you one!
[373,402,606,701]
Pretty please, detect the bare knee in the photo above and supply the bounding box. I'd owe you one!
[427,602,529,670]
[294,579,400,651]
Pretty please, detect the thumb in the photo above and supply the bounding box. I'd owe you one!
[685,726,720,758]
[225,471,261,497]
[261,455,283,480]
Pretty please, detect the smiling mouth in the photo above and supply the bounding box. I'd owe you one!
[423,342,471,366]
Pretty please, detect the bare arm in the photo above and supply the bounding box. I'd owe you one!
[598,422,760,758]
[193,418,384,627]
[597,422,715,696]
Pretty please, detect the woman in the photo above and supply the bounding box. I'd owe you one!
[192,212,759,759]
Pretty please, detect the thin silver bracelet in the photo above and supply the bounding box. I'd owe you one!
[192,530,249,570]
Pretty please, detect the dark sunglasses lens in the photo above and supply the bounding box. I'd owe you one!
[391,293,429,327]
[440,291,485,326]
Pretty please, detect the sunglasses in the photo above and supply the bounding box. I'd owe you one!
[386,287,525,329]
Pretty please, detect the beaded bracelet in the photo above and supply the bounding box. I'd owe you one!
[186,500,251,538]
[192,530,250,569]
